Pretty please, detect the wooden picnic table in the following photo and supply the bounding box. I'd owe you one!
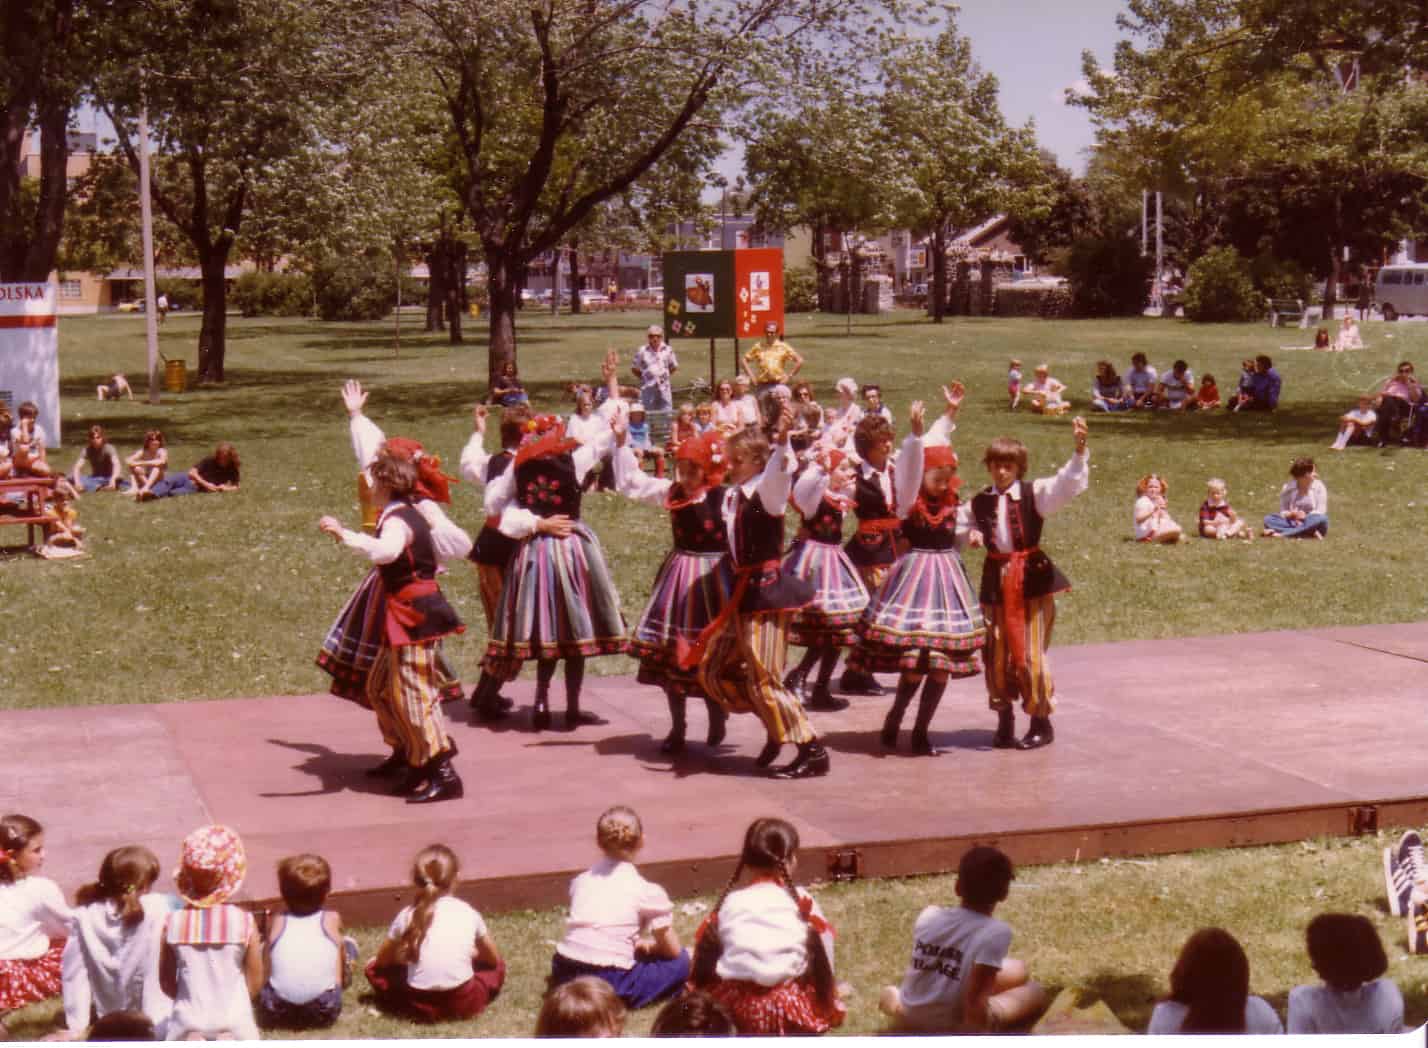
[0,475,56,550]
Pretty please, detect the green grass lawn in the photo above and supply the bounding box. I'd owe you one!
[6,829,1426,1038]
[4,307,1424,709]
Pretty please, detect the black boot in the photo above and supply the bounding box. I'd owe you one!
[771,741,831,779]
[533,659,555,732]
[469,673,511,721]
[365,749,406,778]
[407,750,464,804]
[881,676,919,749]
[392,760,430,796]
[840,668,885,696]
[993,708,1017,749]
[782,646,820,696]
[661,691,687,754]
[806,683,850,711]
[910,678,947,756]
[1017,715,1055,750]
[704,700,728,747]
[755,737,782,767]
[561,657,603,730]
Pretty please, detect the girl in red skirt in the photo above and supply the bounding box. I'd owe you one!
[367,844,505,1023]
[688,817,844,1035]
[0,814,70,1027]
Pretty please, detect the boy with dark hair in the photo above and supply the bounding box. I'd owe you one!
[962,418,1089,750]
[880,845,1046,1033]
[258,854,354,1030]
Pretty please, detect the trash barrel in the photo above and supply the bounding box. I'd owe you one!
[163,359,187,393]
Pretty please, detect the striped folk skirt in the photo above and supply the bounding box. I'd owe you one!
[631,550,734,694]
[316,571,462,706]
[857,547,986,676]
[782,540,869,648]
[483,523,627,679]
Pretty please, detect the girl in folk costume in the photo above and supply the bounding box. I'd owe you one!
[960,417,1089,751]
[481,411,626,732]
[836,385,962,696]
[317,381,469,709]
[460,401,529,722]
[319,444,470,804]
[687,817,844,1035]
[0,815,70,1024]
[859,401,986,756]
[683,410,830,780]
[611,423,732,754]
[779,446,869,712]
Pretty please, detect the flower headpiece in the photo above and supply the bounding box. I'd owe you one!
[382,436,457,504]
[515,414,581,466]
[675,430,727,486]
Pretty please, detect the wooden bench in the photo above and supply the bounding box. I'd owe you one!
[0,476,57,550]
[1268,297,1305,327]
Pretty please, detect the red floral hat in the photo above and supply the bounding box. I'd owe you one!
[381,436,457,504]
[515,414,581,467]
[675,430,727,486]
[173,825,246,908]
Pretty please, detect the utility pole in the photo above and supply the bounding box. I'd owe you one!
[137,108,160,404]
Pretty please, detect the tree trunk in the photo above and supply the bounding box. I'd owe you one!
[930,225,948,324]
[0,100,70,282]
[446,238,464,344]
[569,240,582,314]
[196,245,231,382]
[486,248,519,384]
[1322,194,1342,321]
[811,219,833,312]
[425,238,445,331]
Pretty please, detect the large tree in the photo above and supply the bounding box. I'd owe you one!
[96,0,384,382]
[403,0,908,381]
[879,21,1049,323]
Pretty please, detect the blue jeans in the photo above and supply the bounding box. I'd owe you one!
[150,474,198,498]
[549,950,690,1009]
[1263,512,1327,538]
[78,475,127,492]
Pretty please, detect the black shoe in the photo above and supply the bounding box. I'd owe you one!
[532,703,551,732]
[365,750,407,778]
[910,731,942,757]
[705,704,728,747]
[755,739,782,767]
[393,762,429,796]
[475,701,511,722]
[1017,716,1055,750]
[805,684,850,712]
[771,742,831,779]
[407,754,464,804]
[660,728,686,754]
[839,671,884,696]
[782,664,810,696]
[993,709,1017,749]
[560,709,605,731]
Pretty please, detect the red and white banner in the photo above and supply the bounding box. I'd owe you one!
[0,284,61,446]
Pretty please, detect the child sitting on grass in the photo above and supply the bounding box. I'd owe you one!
[535,975,626,1037]
[1148,927,1282,1033]
[1331,394,1377,450]
[1287,913,1402,1034]
[549,806,688,1009]
[0,815,70,1025]
[367,844,504,1022]
[257,854,353,1031]
[124,431,167,500]
[1197,478,1252,541]
[880,845,1046,1033]
[1133,474,1183,543]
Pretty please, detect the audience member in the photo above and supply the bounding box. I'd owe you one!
[69,426,126,493]
[147,443,240,498]
[1147,928,1283,1034]
[1262,457,1328,539]
[1125,353,1158,409]
[1155,360,1195,410]
[1331,394,1377,450]
[257,854,352,1030]
[650,991,736,1037]
[1371,361,1422,446]
[1287,914,1402,1034]
[489,361,529,407]
[1133,474,1183,543]
[1198,478,1252,541]
[535,975,626,1037]
[1091,361,1130,412]
[632,326,679,413]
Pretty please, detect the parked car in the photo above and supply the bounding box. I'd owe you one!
[117,300,145,313]
[519,288,537,304]
[577,289,606,306]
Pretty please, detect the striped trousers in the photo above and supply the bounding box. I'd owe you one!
[983,595,1057,718]
[699,611,815,745]
[367,642,452,767]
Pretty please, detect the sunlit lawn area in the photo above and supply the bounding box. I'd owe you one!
[5,307,1424,710]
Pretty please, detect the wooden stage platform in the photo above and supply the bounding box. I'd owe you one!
[7,622,1426,924]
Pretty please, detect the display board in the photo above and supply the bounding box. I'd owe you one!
[0,283,60,446]
[662,248,784,339]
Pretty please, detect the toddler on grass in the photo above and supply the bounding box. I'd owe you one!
[1133,474,1183,543]
[1197,478,1251,541]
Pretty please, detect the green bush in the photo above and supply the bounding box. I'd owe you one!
[312,255,398,322]
[233,271,313,317]
[155,277,200,311]
[995,283,1071,318]
[1248,252,1313,302]
[1183,247,1262,323]
[1065,235,1151,317]
[784,266,817,312]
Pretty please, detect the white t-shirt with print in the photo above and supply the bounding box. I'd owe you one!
[896,906,1010,1018]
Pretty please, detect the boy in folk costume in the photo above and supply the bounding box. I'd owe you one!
[682,407,830,779]
[460,401,529,722]
[960,417,1089,750]
[835,386,962,697]
[319,444,470,804]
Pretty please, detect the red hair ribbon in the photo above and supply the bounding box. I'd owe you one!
[380,437,458,504]
[515,416,581,467]
[796,893,831,935]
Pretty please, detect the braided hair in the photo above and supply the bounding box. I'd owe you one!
[690,818,836,1005]
[0,814,42,885]
[76,846,160,927]
[395,844,459,964]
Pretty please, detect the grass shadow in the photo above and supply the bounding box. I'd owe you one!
[1077,970,1162,1033]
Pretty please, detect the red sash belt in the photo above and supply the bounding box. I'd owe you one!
[386,578,440,645]
[855,517,900,536]
[987,547,1040,670]
[676,559,781,671]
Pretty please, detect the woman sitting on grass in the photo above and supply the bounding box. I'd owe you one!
[1288,913,1401,1034]
[1262,457,1327,539]
[1148,927,1282,1034]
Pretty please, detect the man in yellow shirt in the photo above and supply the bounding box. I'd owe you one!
[741,322,804,421]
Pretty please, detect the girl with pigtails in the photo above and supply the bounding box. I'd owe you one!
[367,844,505,1022]
[688,817,844,1035]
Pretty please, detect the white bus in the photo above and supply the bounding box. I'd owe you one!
[1374,263,1428,320]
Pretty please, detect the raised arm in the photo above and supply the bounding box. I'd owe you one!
[344,379,385,472]
[754,406,797,514]
[459,405,491,485]
[613,444,672,504]
[1030,417,1089,516]
[792,458,829,517]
